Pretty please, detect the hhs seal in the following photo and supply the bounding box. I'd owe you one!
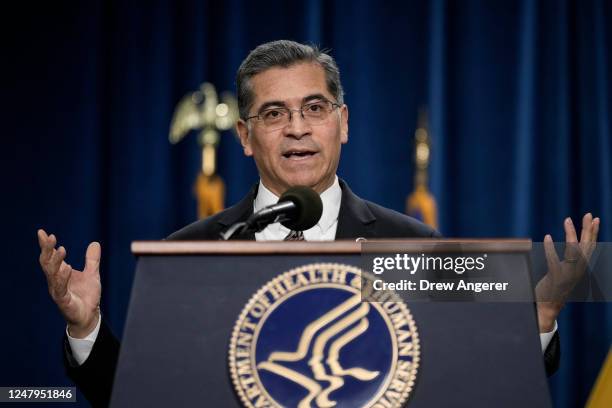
[229,263,420,408]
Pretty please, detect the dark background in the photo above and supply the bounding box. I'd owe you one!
[2,0,610,407]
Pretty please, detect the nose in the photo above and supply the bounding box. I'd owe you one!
[283,109,312,139]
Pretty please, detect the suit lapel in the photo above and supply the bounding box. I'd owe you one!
[335,179,377,239]
[216,184,258,240]
[218,180,376,240]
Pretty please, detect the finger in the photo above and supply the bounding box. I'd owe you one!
[543,234,559,272]
[564,217,578,243]
[84,242,101,275]
[38,231,56,264]
[580,213,593,243]
[591,217,600,242]
[581,217,600,261]
[37,229,47,247]
[47,246,66,276]
[52,262,72,300]
[563,218,579,261]
[38,229,52,264]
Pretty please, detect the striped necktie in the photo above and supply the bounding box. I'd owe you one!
[284,230,305,241]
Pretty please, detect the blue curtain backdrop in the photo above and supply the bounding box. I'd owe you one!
[3,0,611,406]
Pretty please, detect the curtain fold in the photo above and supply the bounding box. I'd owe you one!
[4,1,610,406]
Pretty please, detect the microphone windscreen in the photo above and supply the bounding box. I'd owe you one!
[278,186,323,231]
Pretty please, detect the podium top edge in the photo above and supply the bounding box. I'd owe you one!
[130,239,532,255]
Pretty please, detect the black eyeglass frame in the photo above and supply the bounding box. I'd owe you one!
[244,98,342,125]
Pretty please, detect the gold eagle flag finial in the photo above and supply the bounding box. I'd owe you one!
[169,83,239,218]
[406,108,438,229]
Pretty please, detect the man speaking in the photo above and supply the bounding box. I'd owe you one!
[37,40,599,407]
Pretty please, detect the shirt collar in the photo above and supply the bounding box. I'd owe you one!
[254,176,341,234]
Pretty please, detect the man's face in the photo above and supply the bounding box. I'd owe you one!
[236,62,349,196]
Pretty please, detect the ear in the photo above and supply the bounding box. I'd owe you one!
[339,104,349,144]
[236,120,253,157]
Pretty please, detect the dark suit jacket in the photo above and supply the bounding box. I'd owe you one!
[64,180,559,407]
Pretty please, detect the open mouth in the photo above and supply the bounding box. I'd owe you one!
[282,150,317,160]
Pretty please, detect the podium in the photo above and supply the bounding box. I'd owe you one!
[110,240,552,407]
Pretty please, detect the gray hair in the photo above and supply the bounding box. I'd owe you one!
[236,40,345,119]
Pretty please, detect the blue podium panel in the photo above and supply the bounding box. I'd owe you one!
[111,244,551,408]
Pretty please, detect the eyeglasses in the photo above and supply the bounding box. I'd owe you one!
[245,99,341,131]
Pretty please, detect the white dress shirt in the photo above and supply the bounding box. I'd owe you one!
[67,175,557,364]
[254,177,341,241]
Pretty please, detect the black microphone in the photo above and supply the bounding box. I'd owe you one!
[220,186,323,240]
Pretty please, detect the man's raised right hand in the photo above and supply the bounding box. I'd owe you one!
[37,229,101,338]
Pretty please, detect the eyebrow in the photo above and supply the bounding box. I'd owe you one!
[256,94,330,113]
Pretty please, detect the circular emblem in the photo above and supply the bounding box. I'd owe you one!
[229,263,419,408]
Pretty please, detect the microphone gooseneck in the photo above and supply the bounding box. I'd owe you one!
[219,186,323,240]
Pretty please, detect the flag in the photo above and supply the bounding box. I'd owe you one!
[586,347,612,407]
[406,184,438,229]
[195,172,225,219]
[406,109,438,229]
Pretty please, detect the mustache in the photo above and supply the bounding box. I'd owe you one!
[280,142,320,153]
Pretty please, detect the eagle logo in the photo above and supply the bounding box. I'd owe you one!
[229,264,419,408]
[257,294,379,408]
